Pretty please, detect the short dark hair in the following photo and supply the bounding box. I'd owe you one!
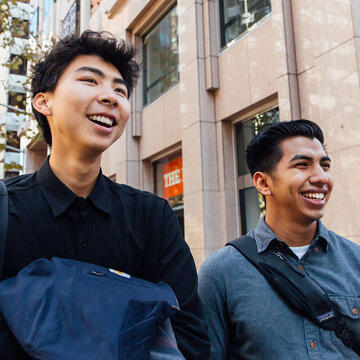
[246,119,325,176]
[31,31,140,145]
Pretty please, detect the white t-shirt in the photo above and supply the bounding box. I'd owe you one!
[289,244,310,260]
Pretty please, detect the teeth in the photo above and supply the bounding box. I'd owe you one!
[88,115,113,126]
[302,192,325,200]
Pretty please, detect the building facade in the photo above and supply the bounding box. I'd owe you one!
[0,0,31,179]
[22,0,360,266]
[18,0,94,172]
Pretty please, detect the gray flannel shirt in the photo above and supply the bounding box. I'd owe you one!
[198,217,360,360]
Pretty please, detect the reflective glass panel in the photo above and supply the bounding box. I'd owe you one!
[143,6,179,105]
[239,187,265,234]
[220,0,271,46]
[235,107,279,176]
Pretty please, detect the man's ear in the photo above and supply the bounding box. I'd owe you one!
[253,171,272,196]
[33,93,52,116]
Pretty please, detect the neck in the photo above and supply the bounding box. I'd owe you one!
[49,151,101,198]
[265,209,317,247]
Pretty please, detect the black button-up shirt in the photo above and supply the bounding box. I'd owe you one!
[4,158,209,359]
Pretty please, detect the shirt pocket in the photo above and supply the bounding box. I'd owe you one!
[328,295,360,355]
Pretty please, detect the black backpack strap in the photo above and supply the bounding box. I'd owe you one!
[0,181,8,281]
[226,236,360,356]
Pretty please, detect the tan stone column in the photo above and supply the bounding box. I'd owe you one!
[351,0,360,84]
[272,0,301,121]
[178,0,224,265]
[80,0,91,33]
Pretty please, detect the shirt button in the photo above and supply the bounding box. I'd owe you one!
[81,242,88,248]
[311,341,316,349]
[299,265,304,271]
[352,308,359,315]
[313,247,319,253]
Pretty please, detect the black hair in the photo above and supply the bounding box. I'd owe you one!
[246,119,325,176]
[31,31,140,145]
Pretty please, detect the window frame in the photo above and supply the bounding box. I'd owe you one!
[142,5,179,106]
[9,55,28,76]
[7,92,26,114]
[152,150,184,237]
[233,104,279,234]
[219,0,272,48]
[12,18,30,39]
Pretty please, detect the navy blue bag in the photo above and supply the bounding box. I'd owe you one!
[0,182,185,360]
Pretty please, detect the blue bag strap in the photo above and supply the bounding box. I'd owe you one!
[0,181,8,280]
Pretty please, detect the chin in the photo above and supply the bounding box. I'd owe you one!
[304,212,325,223]
[89,139,115,152]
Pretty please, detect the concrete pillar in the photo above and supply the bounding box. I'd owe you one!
[80,0,91,33]
[351,0,360,85]
[272,0,301,121]
[178,0,223,265]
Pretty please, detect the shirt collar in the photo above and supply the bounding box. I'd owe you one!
[36,157,112,218]
[251,216,329,253]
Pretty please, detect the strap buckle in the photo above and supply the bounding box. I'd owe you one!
[335,323,356,347]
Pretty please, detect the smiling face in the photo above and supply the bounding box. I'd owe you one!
[34,54,131,157]
[264,136,333,225]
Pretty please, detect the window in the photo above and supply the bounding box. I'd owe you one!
[4,171,19,179]
[220,0,271,47]
[143,6,179,105]
[30,7,39,37]
[9,55,27,76]
[62,0,80,37]
[6,131,20,151]
[8,92,26,114]
[235,107,279,234]
[12,19,30,39]
[153,153,184,237]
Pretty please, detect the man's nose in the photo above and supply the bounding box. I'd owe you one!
[98,92,118,106]
[309,164,328,184]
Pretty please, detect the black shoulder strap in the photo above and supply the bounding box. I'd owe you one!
[0,181,8,281]
[227,236,360,355]
[227,236,334,319]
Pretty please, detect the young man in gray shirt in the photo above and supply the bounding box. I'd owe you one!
[199,119,360,359]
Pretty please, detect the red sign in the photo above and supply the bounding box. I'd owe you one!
[162,157,183,200]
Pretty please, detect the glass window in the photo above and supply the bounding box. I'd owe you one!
[12,19,30,39]
[220,0,271,47]
[235,107,279,234]
[30,6,39,37]
[62,0,79,37]
[6,131,20,151]
[154,153,184,237]
[143,6,179,105]
[9,55,27,76]
[4,171,19,179]
[8,92,26,114]
[239,187,266,234]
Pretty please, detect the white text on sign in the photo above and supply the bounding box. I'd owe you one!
[164,169,181,188]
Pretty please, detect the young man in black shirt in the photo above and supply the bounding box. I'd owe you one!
[3,31,209,359]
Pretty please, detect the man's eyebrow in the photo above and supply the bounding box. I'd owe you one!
[321,155,331,162]
[290,154,331,162]
[75,66,128,88]
[290,154,313,162]
[75,66,105,78]
[113,78,128,87]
